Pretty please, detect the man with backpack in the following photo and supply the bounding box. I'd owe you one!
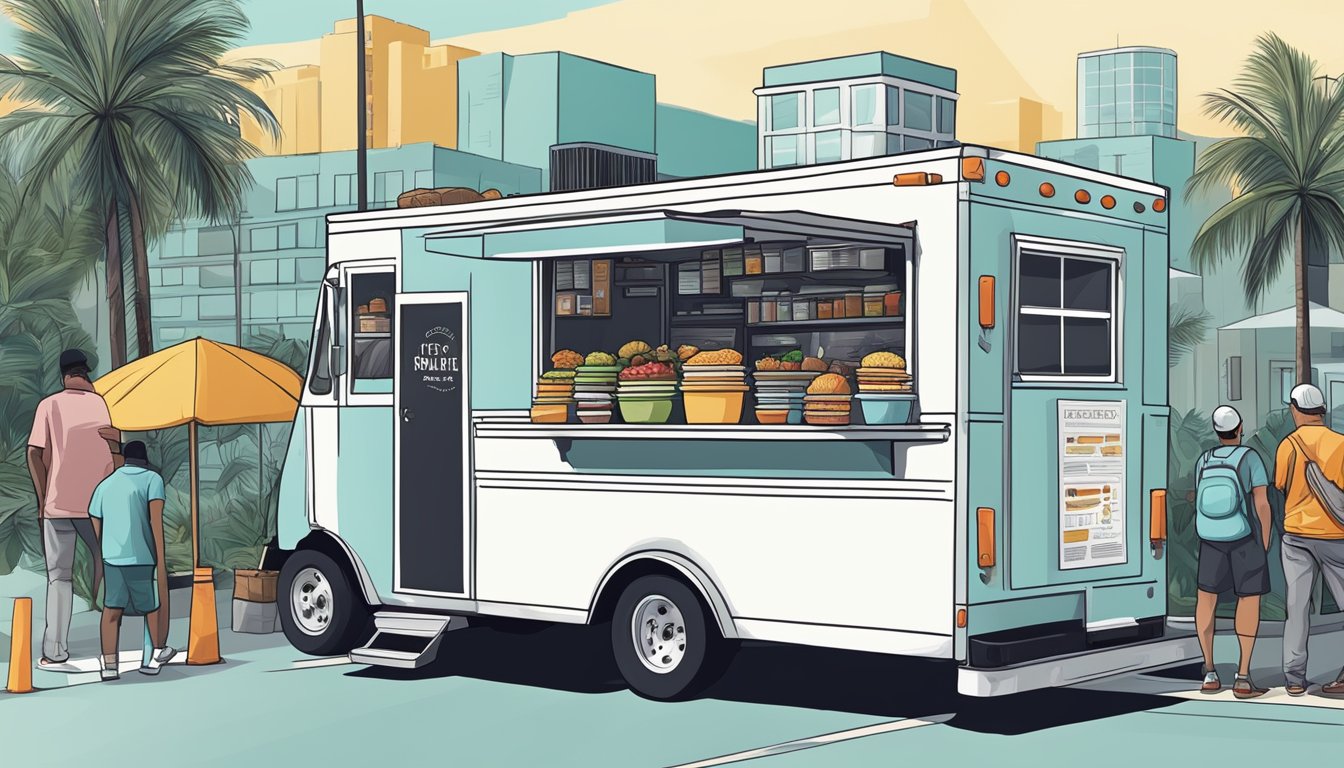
[1274,384,1344,697]
[1194,405,1272,698]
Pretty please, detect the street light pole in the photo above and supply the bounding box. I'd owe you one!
[356,2,368,212]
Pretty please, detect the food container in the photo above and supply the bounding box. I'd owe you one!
[776,296,792,322]
[884,291,902,317]
[761,294,778,323]
[747,298,761,324]
[683,391,746,424]
[864,292,884,317]
[859,248,886,271]
[368,297,388,313]
[817,301,833,319]
[782,247,806,273]
[794,299,812,321]
[844,293,863,318]
[530,404,568,424]
[745,251,764,275]
[832,298,846,319]
[618,398,674,424]
[855,393,916,425]
[763,248,782,274]
[577,412,612,425]
[755,409,790,425]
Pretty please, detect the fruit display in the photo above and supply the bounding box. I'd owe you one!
[551,349,584,370]
[574,351,620,423]
[616,360,676,424]
[585,350,618,367]
[686,348,744,366]
[804,373,853,426]
[681,348,747,424]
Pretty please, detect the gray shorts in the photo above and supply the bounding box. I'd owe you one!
[1198,536,1270,597]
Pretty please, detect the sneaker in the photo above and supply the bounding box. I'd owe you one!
[1201,670,1221,693]
[100,663,120,682]
[139,646,177,676]
[1233,676,1268,699]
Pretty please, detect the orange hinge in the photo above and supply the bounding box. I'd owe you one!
[1150,490,1167,542]
[976,507,996,568]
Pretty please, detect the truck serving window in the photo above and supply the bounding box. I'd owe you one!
[350,272,395,384]
[1016,248,1118,381]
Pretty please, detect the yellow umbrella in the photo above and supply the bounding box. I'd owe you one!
[94,337,302,664]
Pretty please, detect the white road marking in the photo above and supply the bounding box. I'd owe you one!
[271,656,355,671]
[665,714,954,768]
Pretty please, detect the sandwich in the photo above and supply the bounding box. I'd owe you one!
[1101,445,1123,457]
[1076,435,1105,445]
[1066,445,1095,456]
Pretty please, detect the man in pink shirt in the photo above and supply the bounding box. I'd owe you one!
[27,349,122,666]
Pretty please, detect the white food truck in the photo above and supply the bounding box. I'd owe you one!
[271,146,1198,699]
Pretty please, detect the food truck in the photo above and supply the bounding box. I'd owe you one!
[273,145,1198,699]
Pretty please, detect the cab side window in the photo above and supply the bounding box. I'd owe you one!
[350,273,395,385]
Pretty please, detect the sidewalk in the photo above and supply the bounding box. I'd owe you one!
[2,569,291,691]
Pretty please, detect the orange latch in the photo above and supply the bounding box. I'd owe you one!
[977,507,996,568]
[1150,490,1167,542]
[978,277,995,329]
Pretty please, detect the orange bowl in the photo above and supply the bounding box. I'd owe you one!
[684,391,745,424]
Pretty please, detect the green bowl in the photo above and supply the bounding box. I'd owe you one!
[618,397,674,424]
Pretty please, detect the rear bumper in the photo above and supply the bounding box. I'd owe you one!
[957,633,1201,697]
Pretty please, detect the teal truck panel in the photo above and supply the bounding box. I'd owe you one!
[277,407,309,551]
[336,406,395,595]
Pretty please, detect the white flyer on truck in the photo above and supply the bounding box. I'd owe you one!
[1058,400,1126,570]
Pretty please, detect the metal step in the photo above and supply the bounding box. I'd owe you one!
[349,612,467,669]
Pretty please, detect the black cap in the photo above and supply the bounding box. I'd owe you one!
[59,349,89,374]
[122,440,148,463]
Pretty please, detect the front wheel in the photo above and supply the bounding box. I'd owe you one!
[610,575,732,701]
[278,549,372,656]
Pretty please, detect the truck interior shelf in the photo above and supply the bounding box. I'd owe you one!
[473,421,950,443]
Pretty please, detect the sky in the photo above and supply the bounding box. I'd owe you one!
[0,0,618,52]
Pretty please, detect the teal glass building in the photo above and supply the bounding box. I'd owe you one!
[1077,46,1177,139]
[754,51,958,169]
[146,143,541,350]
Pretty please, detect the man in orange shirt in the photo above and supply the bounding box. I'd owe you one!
[1275,384,1344,696]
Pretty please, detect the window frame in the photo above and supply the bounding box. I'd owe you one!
[1012,235,1124,384]
[341,261,397,406]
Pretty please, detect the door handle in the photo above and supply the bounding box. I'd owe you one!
[402,408,415,423]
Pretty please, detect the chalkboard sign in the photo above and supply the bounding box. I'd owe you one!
[396,295,469,595]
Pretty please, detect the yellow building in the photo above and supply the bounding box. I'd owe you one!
[242,16,478,156]
[973,97,1064,154]
[242,66,322,155]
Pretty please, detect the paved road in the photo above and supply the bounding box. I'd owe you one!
[4,578,1344,767]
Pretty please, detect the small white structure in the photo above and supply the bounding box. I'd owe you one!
[1218,303,1344,432]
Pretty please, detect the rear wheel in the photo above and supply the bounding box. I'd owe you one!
[279,549,371,656]
[610,574,731,700]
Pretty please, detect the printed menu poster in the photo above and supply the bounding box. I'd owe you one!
[1058,400,1126,570]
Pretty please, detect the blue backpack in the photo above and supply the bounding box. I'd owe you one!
[1194,446,1254,542]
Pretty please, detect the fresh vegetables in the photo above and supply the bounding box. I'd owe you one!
[551,349,583,369]
[541,369,577,379]
[780,350,804,364]
[618,361,676,380]
[618,340,653,360]
[585,351,617,366]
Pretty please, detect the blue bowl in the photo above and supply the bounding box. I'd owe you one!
[856,394,916,425]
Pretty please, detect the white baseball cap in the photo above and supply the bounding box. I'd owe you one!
[1291,383,1326,412]
[1212,405,1242,433]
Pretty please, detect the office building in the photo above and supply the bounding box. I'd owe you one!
[655,104,756,179]
[240,16,478,155]
[1077,46,1177,139]
[458,52,658,190]
[146,143,540,349]
[754,51,958,170]
[978,97,1064,154]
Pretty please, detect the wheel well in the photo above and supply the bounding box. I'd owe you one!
[292,531,375,605]
[590,558,732,639]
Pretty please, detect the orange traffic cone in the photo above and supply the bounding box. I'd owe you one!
[6,597,34,693]
[187,567,221,665]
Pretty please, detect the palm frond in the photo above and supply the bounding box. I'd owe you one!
[1169,307,1212,368]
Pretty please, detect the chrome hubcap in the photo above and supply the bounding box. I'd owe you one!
[632,594,687,674]
[291,567,334,636]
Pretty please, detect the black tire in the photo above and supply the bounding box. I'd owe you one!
[278,549,372,657]
[610,574,731,701]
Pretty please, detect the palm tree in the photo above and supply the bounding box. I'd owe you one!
[1188,33,1344,382]
[1169,306,1212,369]
[0,0,278,365]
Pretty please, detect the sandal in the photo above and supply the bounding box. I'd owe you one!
[1233,676,1268,699]
[1200,669,1221,693]
[37,656,69,667]
[1286,682,1309,697]
[1321,679,1344,697]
